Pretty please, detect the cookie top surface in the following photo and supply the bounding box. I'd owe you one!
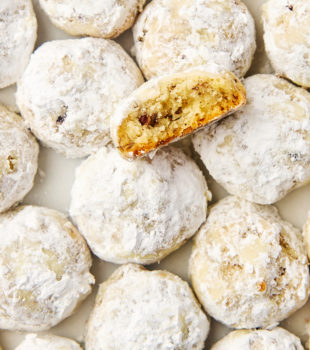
[0,0,37,88]
[211,328,304,349]
[70,146,209,264]
[0,104,39,213]
[15,334,82,350]
[0,205,94,331]
[262,0,310,87]
[189,196,309,329]
[16,38,144,158]
[39,0,145,38]
[193,74,310,204]
[302,210,310,260]
[86,264,209,350]
[133,0,256,79]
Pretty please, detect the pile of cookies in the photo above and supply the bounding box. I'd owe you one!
[0,0,310,349]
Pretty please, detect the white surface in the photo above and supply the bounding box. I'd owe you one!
[0,0,310,349]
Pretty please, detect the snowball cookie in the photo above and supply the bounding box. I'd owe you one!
[133,0,256,80]
[86,264,209,350]
[189,196,309,329]
[262,0,310,88]
[302,210,310,260]
[111,64,246,159]
[16,334,82,350]
[193,74,310,205]
[0,205,95,331]
[0,104,39,214]
[0,0,37,88]
[16,38,144,158]
[70,146,210,264]
[39,0,146,39]
[210,328,304,350]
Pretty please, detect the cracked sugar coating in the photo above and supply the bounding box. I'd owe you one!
[189,196,309,329]
[210,328,304,350]
[302,209,310,261]
[133,0,256,80]
[262,0,310,88]
[193,74,310,205]
[0,0,37,88]
[39,0,146,39]
[16,38,144,158]
[86,264,209,350]
[16,334,82,350]
[70,146,210,264]
[0,104,39,214]
[0,205,94,331]
[111,64,246,159]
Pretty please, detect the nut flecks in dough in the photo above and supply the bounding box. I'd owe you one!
[70,146,210,265]
[189,196,309,329]
[86,264,209,350]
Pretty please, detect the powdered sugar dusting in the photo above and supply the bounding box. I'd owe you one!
[15,334,82,350]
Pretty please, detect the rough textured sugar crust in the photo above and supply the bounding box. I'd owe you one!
[39,0,146,39]
[16,38,144,158]
[0,104,39,214]
[86,264,209,350]
[133,0,256,80]
[111,64,246,159]
[211,328,304,349]
[302,210,310,261]
[0,0,37,88]
[70,146,210,265]
[15,334,82,350]
[193,74,310,205]
[262,0,310,88]
[0,205,94,331]
[189,196,309,329]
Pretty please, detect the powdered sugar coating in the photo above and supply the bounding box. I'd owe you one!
[86,264,209,350]
[302,210,310,261]
[70,146,210,264]
[262,0,310,88]
[0,104,39,214]
[0,205,94,331]
[193,74,310,204]
[39,0,145,38]
[16,38,144,158]
[16,334,82,350]
[211,328,304,349]
[133,0,256,79]
[0,0,37,88]
[189,196,309,329]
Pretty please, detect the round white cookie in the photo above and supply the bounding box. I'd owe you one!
[262,0,310,88]
[302,210,310,261]
[0,0,37,88]
[39,0,145,39]
[0,104,39,214]
[0,205,94,331]
[211,328,304,350]
[16,334,82,350]
[133,0,256,80]
[70,146,210,264]
[16,38,144,158]
[189,196,309,329]
[193,74,310,205]
[86,264,209,350]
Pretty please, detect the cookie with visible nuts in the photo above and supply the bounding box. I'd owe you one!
[193,74,310,204]
[210,328,304,349]
[86,264,209,350]
[0,104,38,214]
[16,38,144,158]
[39,0,145,39]
[262,0,310,87]
[189,196,309,329]
[16,334,82,350]
[133,0,256,79]
[70,146,210,265]
[0,0,37,88]
[0,205,94,331]
[111,64,246,159]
